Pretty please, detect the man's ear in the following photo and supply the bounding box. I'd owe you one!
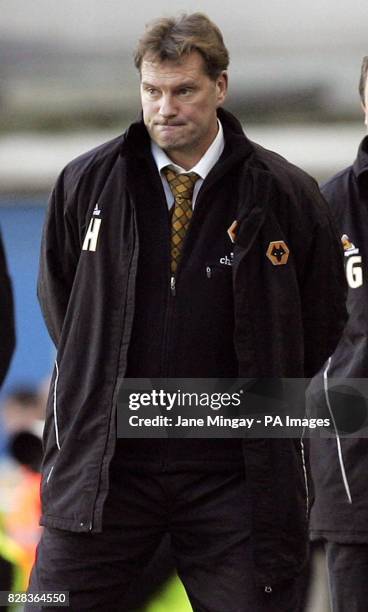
[216,71,228,107]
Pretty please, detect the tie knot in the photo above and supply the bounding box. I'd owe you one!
[163,168,199,200]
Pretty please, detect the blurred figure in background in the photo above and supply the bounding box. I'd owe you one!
[0,515,24,599]
[2,387,45,437]
[0,386,45,590]
[310,56,368,612]
[0,228,15,387]
[0,228,17,598]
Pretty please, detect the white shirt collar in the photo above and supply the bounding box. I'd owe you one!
[151,119,224,179]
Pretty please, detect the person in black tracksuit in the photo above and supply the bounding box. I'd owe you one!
[27,14,347,612]
[309,56,368,612]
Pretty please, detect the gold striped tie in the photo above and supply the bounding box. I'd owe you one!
[163,168,199,274]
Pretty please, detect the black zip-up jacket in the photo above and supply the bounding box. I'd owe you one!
[310,135,368,542]
[0,229,15,387]
[38,108,347,587]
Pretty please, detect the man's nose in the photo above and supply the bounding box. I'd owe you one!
[158,94,177,118]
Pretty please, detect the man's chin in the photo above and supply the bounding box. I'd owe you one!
[160,141,181,151]
[154,132,180,146]
[153,136,184,151]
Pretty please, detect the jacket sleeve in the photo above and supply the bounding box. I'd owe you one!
[0,230,15,386]
[37,169,80,347]
[298,184,348,377]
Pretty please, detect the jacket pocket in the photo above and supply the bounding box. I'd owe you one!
[205,263,233,279]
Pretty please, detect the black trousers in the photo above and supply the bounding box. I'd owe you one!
[325,541,368,612]
[27,464,302,612]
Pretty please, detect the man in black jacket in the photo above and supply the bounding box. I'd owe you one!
[28,13,347,612]
[309,57,368,612]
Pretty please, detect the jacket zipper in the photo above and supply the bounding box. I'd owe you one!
[170,275,176,296]
[161,274,176,378]
[161,186,193,375]
[162,184,216,374]
[323,357,353,504]
[264,586,272,593]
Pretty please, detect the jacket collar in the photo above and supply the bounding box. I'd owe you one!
[353,135,368,180]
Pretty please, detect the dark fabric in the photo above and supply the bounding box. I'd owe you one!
[325,541,368,612]
[0,554,13,591]
[310,135,368,539]
[28,467,302,612]
[114,438,244,470]
[36,108,347,588]
[0,229,15,387]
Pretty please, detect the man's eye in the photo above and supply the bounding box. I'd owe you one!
[179,88,192,95]
[146,88,158,96]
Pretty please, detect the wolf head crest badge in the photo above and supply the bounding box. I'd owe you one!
[266,241,290,266]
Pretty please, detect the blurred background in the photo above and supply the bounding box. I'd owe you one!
[0,0,367,608]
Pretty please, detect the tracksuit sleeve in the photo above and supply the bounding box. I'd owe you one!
[300,190,348,378]
[37,170,80,347]
[0,230,15,387]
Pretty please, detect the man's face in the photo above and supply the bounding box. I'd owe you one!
[363,76,368,130]
[140,50,227,168]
